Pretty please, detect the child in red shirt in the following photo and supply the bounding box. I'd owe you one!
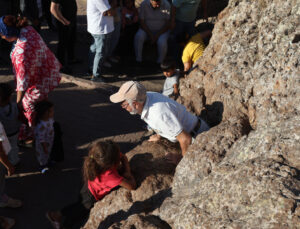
[46,140,136,229]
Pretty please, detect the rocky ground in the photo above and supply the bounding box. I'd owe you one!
[1,0,298,228]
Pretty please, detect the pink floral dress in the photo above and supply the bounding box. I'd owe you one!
[10,26,61,140]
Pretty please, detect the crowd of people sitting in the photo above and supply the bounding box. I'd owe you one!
[0,0,215,228]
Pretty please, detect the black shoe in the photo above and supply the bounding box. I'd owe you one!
[90,76,106,83]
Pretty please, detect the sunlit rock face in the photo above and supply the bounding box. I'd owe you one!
[159,0,300,228]
[84,0,299,228]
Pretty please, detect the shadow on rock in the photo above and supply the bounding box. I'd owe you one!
[97,189,172,229]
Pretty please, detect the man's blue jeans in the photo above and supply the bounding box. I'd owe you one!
[89,32,112,78]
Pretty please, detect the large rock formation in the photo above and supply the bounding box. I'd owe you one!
[159,0,300,228]
[84,0,299,228]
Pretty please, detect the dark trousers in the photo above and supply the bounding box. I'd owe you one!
[61,185,96,228]
[118,23,139,57]
[57,20,77,65]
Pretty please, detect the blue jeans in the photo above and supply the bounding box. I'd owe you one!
[88,32,112,78]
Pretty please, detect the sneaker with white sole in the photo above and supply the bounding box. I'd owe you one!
[0,197,22,208]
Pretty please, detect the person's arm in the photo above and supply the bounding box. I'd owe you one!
[119,154,136,190]
[201,0,208,20]
[16,90,25,106]
[173,83,179,96]
[183,61,193,76]
[140,19,154,40]
[155,20,170,39]
[50,2,70,25]
[0,142,14,176]
[102,0,116,16]
[176,130,192,156]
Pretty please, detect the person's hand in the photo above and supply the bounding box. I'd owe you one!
[123,171,132,179]
[7,165,15,176]
[63,19,70,26]
[148,134,161,142]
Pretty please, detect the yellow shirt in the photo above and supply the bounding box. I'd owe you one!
[182,33,205,64]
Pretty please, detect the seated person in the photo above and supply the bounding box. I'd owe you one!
[181,26,213,75]
[134,0,171,65]
[161,59,179,99]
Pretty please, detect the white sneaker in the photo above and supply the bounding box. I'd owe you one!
[103,61,112,68]
[0,197,22,208]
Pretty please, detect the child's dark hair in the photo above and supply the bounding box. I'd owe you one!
[34,100,54,124]
[0,83,13,103]
[161,59,176,71]
[83,140,120,183]
[123,0,135,7]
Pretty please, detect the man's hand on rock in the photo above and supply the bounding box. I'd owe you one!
[148,134,161,142]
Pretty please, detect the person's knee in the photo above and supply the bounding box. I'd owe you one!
[157,37,168,47]
[135,31,147,43]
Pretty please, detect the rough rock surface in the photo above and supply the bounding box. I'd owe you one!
[159,0,300,228]
[85,0,299,228]
[83,141,179,229]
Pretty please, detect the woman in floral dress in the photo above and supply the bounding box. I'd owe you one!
[0,15,61,145]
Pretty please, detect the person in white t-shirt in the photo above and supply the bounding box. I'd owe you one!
[110,81,210,165]
[87,0,116,82]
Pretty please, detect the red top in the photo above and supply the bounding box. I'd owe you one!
[88,167,124,200]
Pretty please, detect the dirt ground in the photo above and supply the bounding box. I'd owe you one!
[0,1,167,228]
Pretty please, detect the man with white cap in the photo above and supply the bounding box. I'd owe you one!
[110,81,210,164]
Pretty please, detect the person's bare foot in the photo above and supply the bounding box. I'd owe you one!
[165,152,182,165]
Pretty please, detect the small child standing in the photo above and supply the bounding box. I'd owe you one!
[161,60,180,99]
[34,100,54,173]
[46,140,136,229]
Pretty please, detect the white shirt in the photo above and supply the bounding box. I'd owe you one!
[0,122,11,155]
[141,92,197,142]
[87,0,114,35]
[162,71,179,97]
